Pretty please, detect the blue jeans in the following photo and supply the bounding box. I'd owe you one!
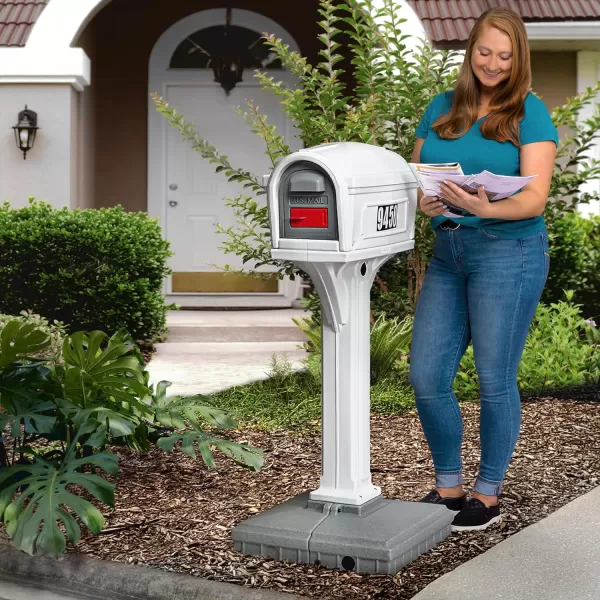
[409,225,550,496]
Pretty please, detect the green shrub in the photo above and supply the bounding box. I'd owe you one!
[153,0,460,297]
[154,0,600,320]
[0,200,173,341]
[543,212,599,318]
[578,215,600,319]
[455,292,600,401]
[0,320,263,556]
[293,312,412,384]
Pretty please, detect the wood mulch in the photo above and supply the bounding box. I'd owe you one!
[76,394,600,599]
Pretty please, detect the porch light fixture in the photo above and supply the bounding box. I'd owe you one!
[178,7,278,96]
[211,8,243,95]
[13,105,39,160]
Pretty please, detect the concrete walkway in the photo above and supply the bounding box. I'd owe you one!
[146,309,309,396]
[414,486,600,600]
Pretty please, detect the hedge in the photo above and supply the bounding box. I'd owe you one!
[0,200,173,340]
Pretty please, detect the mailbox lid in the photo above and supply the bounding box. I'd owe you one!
[302,142,417,192]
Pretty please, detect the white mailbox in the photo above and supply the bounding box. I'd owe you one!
[233,142,451,577]
[268,141,418,263]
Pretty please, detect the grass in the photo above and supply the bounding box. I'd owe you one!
[210,353,416,432]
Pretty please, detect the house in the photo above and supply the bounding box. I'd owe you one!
[0,1,598,310]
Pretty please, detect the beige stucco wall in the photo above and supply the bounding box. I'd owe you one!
[0,84,78,209]
[531,51,577,110]
[531,50,577,133]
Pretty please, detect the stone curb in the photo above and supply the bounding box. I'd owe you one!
[0,544,305,600]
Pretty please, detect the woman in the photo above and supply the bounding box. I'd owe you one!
[410,8,557,532]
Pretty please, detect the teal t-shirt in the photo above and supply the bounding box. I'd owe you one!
[416,91,559,239]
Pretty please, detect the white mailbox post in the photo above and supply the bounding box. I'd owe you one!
[233,142,453,574]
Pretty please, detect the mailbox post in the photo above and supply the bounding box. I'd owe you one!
[232,142,453,574]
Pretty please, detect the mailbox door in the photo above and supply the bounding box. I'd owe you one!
[279,162,339,241]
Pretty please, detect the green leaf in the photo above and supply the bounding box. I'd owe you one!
[0,425,117,555]
[0,321,51,368]
[157,430,263,472]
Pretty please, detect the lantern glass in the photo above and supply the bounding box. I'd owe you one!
[19,129,29,148]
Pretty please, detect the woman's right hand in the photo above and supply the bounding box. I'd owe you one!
[419,195,447,218]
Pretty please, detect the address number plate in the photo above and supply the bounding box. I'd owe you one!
[376,204,399,232]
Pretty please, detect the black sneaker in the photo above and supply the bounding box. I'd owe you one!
[419,489,468,513]
[451,498,501,532]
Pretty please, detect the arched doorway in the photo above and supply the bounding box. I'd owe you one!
[148,9,303,307]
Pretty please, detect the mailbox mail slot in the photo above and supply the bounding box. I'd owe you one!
[278,161,339,241]
[290,207,328,228]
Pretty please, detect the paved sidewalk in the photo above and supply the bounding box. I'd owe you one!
[146,309,309,396]
[413,485,600,600]
[0,581,81,600]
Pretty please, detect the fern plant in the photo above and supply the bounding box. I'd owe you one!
[294,313,412,383]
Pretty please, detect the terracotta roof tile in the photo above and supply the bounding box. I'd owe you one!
[0,0,48,47]
[408,0,600,43]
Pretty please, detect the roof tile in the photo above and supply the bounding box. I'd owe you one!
[0,0,48,47]
[1,0,600,48]
[408,0,600,43]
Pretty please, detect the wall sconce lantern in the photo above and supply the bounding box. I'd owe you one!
[13,105,39,160]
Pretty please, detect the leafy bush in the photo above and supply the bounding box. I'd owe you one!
[0,200,173,341]
[0,320,263,556]
[294,313,412,383]
[153,0,460,299]
[578,215,600,320]
[543,213,599,316]
[455,292,600,401]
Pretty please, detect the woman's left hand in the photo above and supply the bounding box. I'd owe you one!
[439,181,492,218]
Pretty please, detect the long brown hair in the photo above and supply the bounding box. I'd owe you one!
[432,8,531,146]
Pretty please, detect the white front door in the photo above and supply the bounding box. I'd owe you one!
[148,9,303,308]
[165,81,299,306]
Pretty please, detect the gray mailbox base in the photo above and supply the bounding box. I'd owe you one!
[232,492,453,575]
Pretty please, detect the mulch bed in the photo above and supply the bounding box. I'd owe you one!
[76,394,600,599]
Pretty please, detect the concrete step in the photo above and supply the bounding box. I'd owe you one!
[164,309,310,343]
[166,325,306,343]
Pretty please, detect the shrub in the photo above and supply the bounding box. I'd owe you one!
[0,200,173,341]
[578,215,600,320]
[153,0,460,302]
[294,312,412,384]
[542,213,600,320]
[454,292,600,401]
[0,320,263,556]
